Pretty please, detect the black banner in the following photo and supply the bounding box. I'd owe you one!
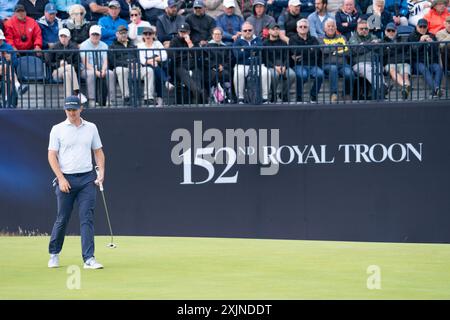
[1,102,449,243]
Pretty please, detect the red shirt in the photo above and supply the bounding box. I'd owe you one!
[4,16,43,51]
[424,9,450,35]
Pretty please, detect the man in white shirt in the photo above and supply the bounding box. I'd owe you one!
[47,96,105,270]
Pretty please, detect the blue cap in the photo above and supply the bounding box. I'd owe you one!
[167,0,178,7]
[417,19,428,27]
[193,0,204,7]
[64,96,81,110]
[45,3,57,14]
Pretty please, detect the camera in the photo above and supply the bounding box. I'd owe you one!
[21,34,28,42]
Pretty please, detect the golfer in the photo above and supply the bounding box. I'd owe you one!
[47,96,105,269]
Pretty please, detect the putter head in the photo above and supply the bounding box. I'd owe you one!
[107,243,117,249]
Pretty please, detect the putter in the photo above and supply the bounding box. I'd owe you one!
[95,166,116,249]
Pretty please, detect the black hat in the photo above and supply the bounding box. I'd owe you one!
[417,19,429,27]
[268,22,280,29]
[14,4,26,12]
[178,23,190,32]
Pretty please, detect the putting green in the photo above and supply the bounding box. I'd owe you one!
[1,236,449,299]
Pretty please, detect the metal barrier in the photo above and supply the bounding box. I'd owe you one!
[1,41,449,109]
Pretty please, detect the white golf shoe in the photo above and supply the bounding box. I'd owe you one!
[48,254,59,268]
[83,257,104,269]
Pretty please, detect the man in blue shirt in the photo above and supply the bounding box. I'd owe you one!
[98,0,128,45]
[47,95,105,270]
[307,0,333,38]
[38,3,63,49]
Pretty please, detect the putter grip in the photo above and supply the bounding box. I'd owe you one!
[99,182,104,192]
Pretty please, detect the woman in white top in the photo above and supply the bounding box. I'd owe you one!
[128,7,153,46]
[137,26,174,106]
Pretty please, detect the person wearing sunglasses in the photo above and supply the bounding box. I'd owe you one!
[349,19,390,100]
[408,18,443,98]
[128,6,152,45]
[64,4,92,47]
[382,22,411,99]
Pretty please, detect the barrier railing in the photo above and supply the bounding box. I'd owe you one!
[1,41,449,109]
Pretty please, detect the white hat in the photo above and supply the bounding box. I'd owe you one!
[0,29,5,40]
[223,0,236,8]
[288,0,301,6]
[58,28,71,37]
[89,25,102,35]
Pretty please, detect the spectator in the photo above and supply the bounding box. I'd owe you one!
[348,19,388,98]
[38,3,63,49]
[156,0,186,47]
[63,4,92,47]
[383,22,411,99]
[246,0,275,39]
[46,28,86,102]
[128,6,152,45]
[319,18,353,102]
[50,0,81,19]
[424,0,449,34]
[18,0,49,20]
[139,0,166,25]
[4,4,43,51]
[263,22,296,102]
[80,25,116,106]
[236,0,253,19]
[335,0,360,40]
[138,26,173,106]
[233,21,271,103]
[289,18,324,102]
[0,0,18,21]
[108,25,138,105]
[308,0,334,38]
[169,23,207,104]
[408,18,443,98]
[436,15,450,69]
[279,0,303,43]
[98,0,128,45]
[366,0,394,38]
[408,0,431,26]
[205,27,233,97]
[81,0,109,22]
[384,0,409,26]
[186,0,216,46]
[0,29,28,107]
[215,0,244,45]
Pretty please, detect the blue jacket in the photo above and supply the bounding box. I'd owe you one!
[384,0,409,17]
[215,13,244,44]
[38,16,63,49]
[233,35,263,65]
[98,15,128,45]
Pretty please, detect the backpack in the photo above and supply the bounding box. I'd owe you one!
[244,57,262,105]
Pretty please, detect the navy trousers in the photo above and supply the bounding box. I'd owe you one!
[48,170,97,262]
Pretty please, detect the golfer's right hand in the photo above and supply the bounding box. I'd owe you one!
[58,177,71,193]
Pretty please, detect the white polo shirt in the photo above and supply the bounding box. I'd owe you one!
[48,118,103,174]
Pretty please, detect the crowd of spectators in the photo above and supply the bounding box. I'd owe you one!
[0,0,449,107]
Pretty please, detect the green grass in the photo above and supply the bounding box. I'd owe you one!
[1,236,449,299]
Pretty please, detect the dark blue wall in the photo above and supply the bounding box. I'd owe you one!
[1,102,450,243]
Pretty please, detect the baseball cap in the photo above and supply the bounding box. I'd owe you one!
[0,30,5,40]
[178,23,190,32]
[253,0,266,6]
[58,28,71,37]
[117,25,128,33]
[385,22,397,30]
[14,4,26,12]
[64,96,81,110]
[223,0,236,8]
[288,0,301,6]
[90,25,102,35]
[45,3,57,14]
[268,22,280,29]
[108,0,121,8]
[167,0,178,7]
[417,19,428,27]
[193,0,205,8]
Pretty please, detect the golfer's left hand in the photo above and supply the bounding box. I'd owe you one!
[95,172,104,186]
